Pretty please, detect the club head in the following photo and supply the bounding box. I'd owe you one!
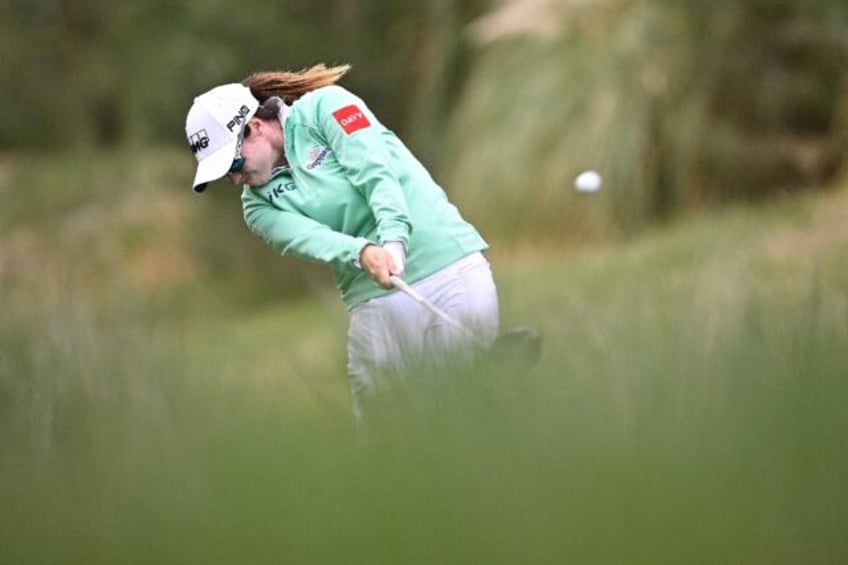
[489,326,542,369]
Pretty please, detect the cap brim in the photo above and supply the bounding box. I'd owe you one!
[191,138,238,193]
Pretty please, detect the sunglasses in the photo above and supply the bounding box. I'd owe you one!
[228,125,251,174]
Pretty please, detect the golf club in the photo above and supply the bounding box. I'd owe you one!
[390,275,542,367]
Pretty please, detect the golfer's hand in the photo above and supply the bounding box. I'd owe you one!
[359,244,401,289]
[382,241,406,277]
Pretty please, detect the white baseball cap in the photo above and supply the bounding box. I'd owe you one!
[185,83,259,193]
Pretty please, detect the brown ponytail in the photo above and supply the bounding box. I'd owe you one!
[243,64,351,106]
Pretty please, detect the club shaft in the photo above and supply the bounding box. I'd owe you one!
[389,275,478,341]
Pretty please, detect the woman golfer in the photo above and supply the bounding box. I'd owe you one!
[184,64,499,413]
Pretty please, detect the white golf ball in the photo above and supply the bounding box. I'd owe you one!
[574,170,602,193]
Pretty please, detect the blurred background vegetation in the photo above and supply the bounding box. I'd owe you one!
[2,1,848,562]
[2,0,845,251]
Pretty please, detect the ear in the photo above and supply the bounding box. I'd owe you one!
[247,117,264,135]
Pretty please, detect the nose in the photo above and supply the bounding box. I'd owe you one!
[227,171,243,185]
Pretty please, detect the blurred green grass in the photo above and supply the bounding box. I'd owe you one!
[1,152,847,563]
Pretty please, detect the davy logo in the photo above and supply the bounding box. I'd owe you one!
[188,130,209,154]
[226,105,251,132]
[333,105,371,135]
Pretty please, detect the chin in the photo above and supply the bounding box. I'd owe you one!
[245,176,269,188]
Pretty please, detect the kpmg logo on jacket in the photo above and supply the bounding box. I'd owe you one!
[271,182,298,199]
[188,130,209,154]
[306,146,332,170]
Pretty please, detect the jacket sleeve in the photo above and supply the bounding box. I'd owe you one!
[315,87,412,247]
[242,189,372,267]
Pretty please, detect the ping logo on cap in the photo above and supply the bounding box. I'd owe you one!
[189,130,210,154]
[333,105,370,135]
[227,105,252,132]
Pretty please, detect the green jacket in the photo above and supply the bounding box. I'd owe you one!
[241,85,488,309]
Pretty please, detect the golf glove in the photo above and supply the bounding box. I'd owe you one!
[383,241,406,276]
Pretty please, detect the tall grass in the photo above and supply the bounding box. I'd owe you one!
[3,175,846,562]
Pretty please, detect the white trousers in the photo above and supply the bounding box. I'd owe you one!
[347,252,499,412]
